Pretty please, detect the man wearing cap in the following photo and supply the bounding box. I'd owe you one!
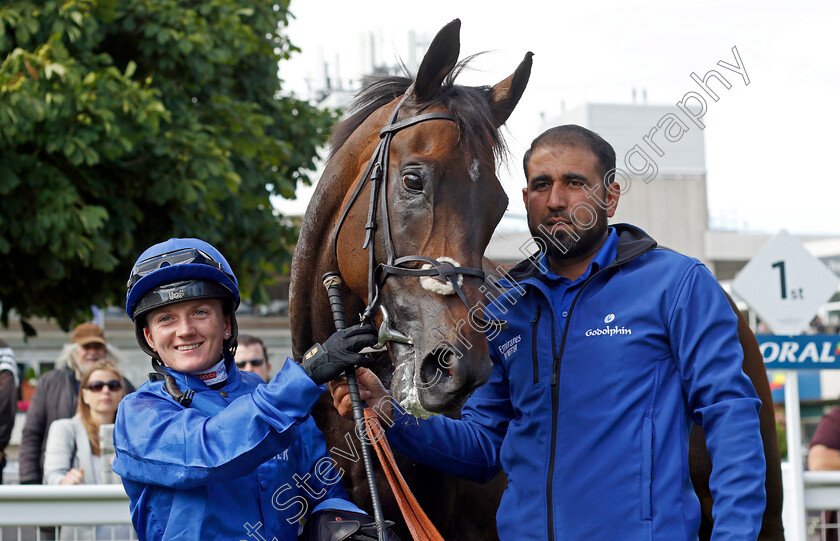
[18,322,135,484]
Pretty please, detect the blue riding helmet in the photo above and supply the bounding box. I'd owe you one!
[126,238,239,319]
[125,238,240,360]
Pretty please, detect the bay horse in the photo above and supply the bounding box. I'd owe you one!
[289,18,784,541]
[290,19,527,539]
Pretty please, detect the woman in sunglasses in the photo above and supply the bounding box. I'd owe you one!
[112,238,398,541]
[43,360,129,539]
[43,359,125,486]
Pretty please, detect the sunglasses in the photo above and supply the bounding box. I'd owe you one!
[127,248,225,288]
[84,380,122,392]
[236,359,265,368]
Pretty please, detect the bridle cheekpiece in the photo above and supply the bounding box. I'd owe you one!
[332,88,506,333]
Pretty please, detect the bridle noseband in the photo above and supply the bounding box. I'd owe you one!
[332,90,506,332]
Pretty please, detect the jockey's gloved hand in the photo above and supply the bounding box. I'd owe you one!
[301,324,378,385]
[301,509,401,541]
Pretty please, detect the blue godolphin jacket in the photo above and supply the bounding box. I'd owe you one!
[387,224,765,541]
[113,358,362,541]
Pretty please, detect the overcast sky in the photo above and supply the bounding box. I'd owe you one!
[275,0,840,236]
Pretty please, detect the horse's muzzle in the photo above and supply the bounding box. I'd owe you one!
[417,345,491,413]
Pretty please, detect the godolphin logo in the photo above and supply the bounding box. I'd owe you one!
[587,313,632,337]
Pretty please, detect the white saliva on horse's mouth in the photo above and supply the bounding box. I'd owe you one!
[394,344,437,419]
[400,386,435,419]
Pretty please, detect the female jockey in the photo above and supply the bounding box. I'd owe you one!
[113,238,397,541]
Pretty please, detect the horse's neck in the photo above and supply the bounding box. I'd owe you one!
[290,105,396,358]
[289,156,364,358]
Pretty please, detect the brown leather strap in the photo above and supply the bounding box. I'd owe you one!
[364,408,445,541]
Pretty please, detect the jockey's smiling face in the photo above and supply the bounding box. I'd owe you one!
[143,299,231,374]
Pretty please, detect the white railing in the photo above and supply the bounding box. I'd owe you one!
[0,485,135,541]
[783,464,840,540]
[0,485,130,526]
[803,470,840,541]
[804,470,840,510]
[2,468,840,539]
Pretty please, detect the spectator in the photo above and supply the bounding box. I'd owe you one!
[18,323,134,484]
[809,405,840,470]
[43,359,130,540]
[0,338,18,484]
[235,334,272,382]
[809,406,840,540]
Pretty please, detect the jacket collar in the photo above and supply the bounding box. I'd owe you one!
[153,353,242,391]
[503,223,657,283]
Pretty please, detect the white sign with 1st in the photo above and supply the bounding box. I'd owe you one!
[732,230,840,541]
[731,230,839,336]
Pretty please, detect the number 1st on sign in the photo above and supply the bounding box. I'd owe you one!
[733,230,838,335]
[771,261,804,300]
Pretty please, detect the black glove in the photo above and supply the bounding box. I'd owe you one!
[301,324,378,385]
[300,509,401,541]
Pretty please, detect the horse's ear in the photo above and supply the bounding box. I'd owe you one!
[414,19,461,102]
[489,52,534,128]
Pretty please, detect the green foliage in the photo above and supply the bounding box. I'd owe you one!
[0,0,336,333]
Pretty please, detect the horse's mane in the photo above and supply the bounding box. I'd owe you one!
[328,58,507,164]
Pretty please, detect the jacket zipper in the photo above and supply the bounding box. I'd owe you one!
[530,305,542,384]
[545,307,558,538]
[545,270,602,541]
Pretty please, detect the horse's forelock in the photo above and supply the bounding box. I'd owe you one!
[328,59,506,166]
[437,84,507,166]
[441,55,508,164]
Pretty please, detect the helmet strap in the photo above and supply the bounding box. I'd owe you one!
[149,358,195,407]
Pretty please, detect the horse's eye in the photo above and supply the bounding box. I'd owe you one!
[402,173,423,192]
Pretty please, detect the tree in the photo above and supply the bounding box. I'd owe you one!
[0,0,335,334]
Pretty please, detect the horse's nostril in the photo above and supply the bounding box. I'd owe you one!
[420,347,461,390]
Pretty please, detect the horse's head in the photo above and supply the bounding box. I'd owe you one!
[330,19,531,416]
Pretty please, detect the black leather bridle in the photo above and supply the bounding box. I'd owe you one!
[332,89,506,331]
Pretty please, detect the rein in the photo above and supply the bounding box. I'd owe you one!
[364,408,444,541]
[331,90,505,331]
[324,273,444,541]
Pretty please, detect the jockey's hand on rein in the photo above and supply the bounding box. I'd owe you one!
[301,324,378,385]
